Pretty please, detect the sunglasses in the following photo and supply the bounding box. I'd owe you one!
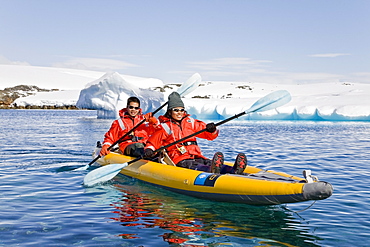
[128,106,140,110]
[172,108,185,112]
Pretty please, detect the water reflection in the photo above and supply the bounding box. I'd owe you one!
[88,175,322,246]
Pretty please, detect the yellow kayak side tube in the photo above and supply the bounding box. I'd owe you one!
[98,152,333,205]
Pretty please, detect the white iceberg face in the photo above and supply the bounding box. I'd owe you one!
[76,72,164,119]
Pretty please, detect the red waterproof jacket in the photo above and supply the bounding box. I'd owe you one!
[102,108,158,152]
[145,113,219,164]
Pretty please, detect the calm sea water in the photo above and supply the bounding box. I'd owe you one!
[1,109,369,247]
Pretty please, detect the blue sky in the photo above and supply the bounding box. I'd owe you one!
[1,0,369,84]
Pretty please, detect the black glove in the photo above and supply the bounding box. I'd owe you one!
[206,122,217,133]
[144,148,154,158]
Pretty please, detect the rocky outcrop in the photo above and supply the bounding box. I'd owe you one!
[0,85,59,108]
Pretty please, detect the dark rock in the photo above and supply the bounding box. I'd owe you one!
[0,85,59,108]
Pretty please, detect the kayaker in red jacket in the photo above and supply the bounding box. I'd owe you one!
[100,96,158,157]
[144,92,248,174]
[143,92,220,171]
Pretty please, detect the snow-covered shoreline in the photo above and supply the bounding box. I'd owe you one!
[1,65,370,121]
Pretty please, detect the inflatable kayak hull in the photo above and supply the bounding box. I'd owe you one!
[97,153,333,205]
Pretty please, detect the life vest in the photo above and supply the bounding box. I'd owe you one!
[145,114,218,164]
[102,108,157,152]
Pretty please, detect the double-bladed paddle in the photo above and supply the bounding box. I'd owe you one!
[76,73,202,171]
[83,90,291,186]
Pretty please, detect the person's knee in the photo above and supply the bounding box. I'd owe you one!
[124,143,145,157]
[132,147,144,157]
[177,159,194,169]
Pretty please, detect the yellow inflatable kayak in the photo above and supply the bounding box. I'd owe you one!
[96,152,333,205]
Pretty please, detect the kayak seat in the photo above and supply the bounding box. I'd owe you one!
[160,150,176,166]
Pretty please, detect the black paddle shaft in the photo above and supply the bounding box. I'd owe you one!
[86,102,169,167]
[112,111,246,168]
[154,89,292,155]
[155,111,247,154]
[107,101,168,151]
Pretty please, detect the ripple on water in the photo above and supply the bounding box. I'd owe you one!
[1,111,370,246]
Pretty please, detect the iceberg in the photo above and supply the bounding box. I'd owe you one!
[76,76,370,121]
[76,72,164,119]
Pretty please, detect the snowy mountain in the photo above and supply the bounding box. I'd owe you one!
[1,64,370,121]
